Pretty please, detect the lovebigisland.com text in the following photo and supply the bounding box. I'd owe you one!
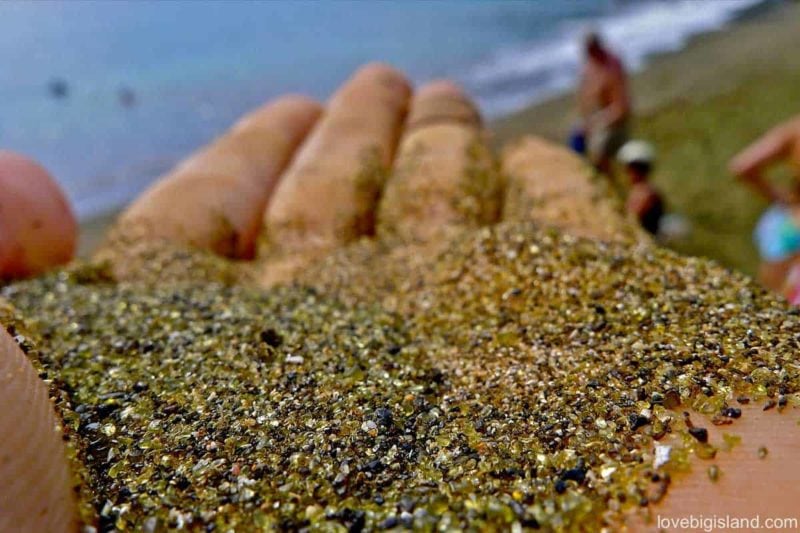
[657,514,798,532]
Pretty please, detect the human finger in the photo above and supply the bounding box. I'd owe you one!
[376,80,501,244]
[500,135,646,243]
[0,151,77,280]
[109,95,322,260]
[263,63,411,257]
[0,324,78,532]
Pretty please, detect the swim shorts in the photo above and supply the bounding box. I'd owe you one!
[588,121,628,163]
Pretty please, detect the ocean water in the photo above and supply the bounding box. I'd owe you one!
[0,0,764,218]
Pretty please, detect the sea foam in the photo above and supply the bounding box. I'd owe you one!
[463,0,765,117]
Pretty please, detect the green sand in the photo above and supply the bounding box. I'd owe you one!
[6,223,800,530]
[40,8,800,527]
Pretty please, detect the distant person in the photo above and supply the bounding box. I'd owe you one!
[574,32,631,174]
[618,140,664,234]
[729,114,800,292]
[118,86,136,108]
[48,78,69,99]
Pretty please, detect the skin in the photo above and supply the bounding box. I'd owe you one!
[0,151,77,280]
[113,95,323,260]
[377,80,500,243]
[758,254,800,294]
[1,66,799,531]
[257,63,412,285]
[577,36,631,172]
[502,135,645,244]
[634,405,800,531]
[263,63,411,255]
[729,115,800,204]
[729,114,800,292]
[624,165,663,232]
[0,326,78,532]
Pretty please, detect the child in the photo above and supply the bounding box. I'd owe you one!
[618,140,664,235]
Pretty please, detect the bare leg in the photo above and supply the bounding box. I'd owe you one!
[759,256,797,293]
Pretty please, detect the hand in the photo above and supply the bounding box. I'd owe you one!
[2,63,800,532]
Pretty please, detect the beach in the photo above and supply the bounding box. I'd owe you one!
[78,1,800,277]
[7,4,800,529]
[493,1,800,277]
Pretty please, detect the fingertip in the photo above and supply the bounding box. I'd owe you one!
[251,94,323,120]
[407,79,481,130]
[111,93,322,264]
[416,79,467,100]
[352,62,410,86]
[376,79,497,244]
[343,62,412,103]
[501,136,643,243]
[233,94,323,135]
[262,63,413,261]
[0,151,77,279]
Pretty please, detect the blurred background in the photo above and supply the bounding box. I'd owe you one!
[1,0,797,276]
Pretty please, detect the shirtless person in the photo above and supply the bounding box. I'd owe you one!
[576,32,631,174]
[729,114,800,292]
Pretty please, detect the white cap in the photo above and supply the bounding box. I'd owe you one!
[618,140,655,165]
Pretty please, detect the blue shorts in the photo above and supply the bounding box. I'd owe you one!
[568,129,586,156]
